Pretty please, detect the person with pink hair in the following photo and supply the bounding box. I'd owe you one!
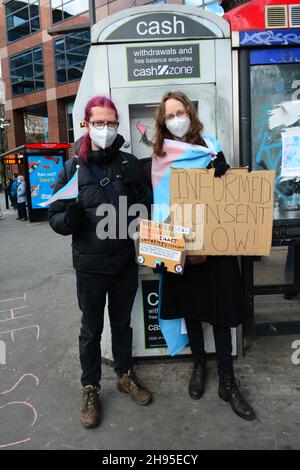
[49,96,153,429]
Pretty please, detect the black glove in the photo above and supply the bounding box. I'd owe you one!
[65,202,85,231]
[122,164,142,191]
[153,261,168,274]
[214,160,230,177]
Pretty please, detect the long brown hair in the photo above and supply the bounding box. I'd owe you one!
[152,91,205,157]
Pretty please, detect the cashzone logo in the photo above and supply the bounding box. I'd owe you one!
[127,44,200,82]
[132,64,196,78]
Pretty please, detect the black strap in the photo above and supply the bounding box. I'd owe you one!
[89,162,121,206]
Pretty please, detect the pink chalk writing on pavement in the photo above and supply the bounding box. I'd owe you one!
[0,293,40,449]
[0,373,40,395]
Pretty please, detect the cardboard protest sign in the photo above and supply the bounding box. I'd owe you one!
[136,219,188,274]
[170,168,275,256]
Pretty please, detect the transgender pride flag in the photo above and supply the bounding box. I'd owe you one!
[152,136,221,356]
[152,136,220,222]
[38,169,79,207]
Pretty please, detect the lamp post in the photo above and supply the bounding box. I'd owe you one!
[0,117,11,209]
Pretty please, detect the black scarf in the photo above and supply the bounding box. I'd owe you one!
[87,134,125,166]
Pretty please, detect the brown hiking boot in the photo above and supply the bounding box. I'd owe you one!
[117,370,152,406]
[80,385,101,429]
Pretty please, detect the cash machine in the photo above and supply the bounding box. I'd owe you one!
[73,5,239,360]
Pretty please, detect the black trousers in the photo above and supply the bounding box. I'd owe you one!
[17,202,27,219]
[185,317,233,375]
[76,263,138,387]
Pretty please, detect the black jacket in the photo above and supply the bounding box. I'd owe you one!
[48,135,153,275]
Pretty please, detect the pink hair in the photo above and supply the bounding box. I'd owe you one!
[79,96,118,164]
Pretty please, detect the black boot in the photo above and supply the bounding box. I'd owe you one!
[219,373,255,421]
[189,360,207,400]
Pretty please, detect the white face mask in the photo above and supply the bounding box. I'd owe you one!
[165,116,191,138]
[89,125,118,149]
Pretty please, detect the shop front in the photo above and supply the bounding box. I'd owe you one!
[225,0,300,336]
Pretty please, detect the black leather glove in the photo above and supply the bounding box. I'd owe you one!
[122,164,142,191]
[65,202,85,231]
[214,160,230,177]
[153,261,168,274]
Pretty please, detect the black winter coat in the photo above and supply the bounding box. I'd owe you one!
[48,135,153,275]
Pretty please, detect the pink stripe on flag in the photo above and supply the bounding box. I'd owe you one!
[39,176,78,207]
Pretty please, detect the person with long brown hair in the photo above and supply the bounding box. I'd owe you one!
[152,91,255,421]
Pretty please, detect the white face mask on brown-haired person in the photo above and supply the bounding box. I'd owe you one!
[165,114,191,138]
[164,98,191,140]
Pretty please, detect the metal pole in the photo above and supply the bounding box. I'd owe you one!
[0,119,11,209]
[239,49,252,169]
[0,127,9,209]
[239,49,254,342]
[0,124,3,153]
[2,160,9,210]
[89,0,96,27]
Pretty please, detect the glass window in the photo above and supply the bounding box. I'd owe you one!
[52,8,63,23]
[33,47,42,62]
[34,64,44,77]
[51,0,62,7]
[56,69,67,84]
[6,0,28,15]
[66,100,75,143]
[10,46,45,96]
[184,0,224,14]
[251,61,300,222]
[67,66,82,81]
[5,0,40,43]
[30,3,39,17]
[51,0,89,24]
[10,50,31,69]
[7,11,29,30]
[54,38,65,52]
[55,53,67,68]
[30,17,40,32]
[35,79,44,90]
[54,31,90,84]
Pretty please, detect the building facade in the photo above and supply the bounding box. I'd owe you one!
[0,0,223,152]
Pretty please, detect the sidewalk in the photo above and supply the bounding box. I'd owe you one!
[0,193,299,450]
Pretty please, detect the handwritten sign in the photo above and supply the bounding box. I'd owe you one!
[170,168,275,256]
[137,219,188,274]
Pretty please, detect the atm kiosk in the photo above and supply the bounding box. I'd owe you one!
[73,5,239,360]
